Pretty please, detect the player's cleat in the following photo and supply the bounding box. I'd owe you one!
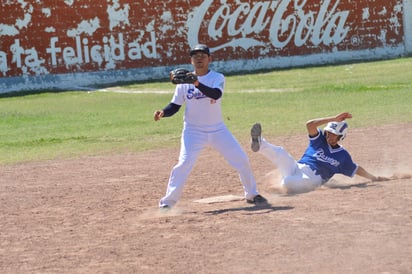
[246,194,268,204]
[251,123,262,152]
[159,204,170,211]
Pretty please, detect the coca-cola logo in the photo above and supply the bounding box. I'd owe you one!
[188,0,350,52]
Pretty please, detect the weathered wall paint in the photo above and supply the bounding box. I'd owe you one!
[0,0,409,93]
[404,0,412,53]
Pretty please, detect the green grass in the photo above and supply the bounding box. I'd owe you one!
[1,57,411,164]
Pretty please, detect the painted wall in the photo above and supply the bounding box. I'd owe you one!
[404,0,412,53]
[0,0,409,93]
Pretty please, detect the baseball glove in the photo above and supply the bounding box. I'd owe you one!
[170,68,198,84]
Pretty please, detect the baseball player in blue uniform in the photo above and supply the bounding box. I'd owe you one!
[250,112,389,194]
[154,44,266,208]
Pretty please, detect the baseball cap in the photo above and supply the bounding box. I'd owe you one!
[190,44,210,56]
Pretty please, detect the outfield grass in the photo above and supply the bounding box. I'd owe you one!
[1,57,411,164]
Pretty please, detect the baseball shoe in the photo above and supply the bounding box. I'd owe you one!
[159,204,170,211]
[251,123,262,152]
[246,194,268,204]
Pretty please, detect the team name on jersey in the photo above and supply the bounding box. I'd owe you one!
[187,88,207,100]
[313,149,340,167]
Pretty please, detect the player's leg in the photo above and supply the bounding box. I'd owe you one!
[210,125,259,200]
[258,138,298,177]
[282,175,317,194]
[159,126,206,207]
[281,164,322,194]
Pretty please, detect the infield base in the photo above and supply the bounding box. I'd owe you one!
[193,195,244,204]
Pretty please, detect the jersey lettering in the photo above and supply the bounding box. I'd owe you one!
[313,148,340,167]
[187,88,207,100]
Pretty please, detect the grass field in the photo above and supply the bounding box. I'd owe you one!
[0,57,411,164]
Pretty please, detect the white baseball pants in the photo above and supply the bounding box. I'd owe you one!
[159,123,259,207]
[258,138,322,193]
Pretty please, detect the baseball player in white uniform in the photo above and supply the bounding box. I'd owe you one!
[250,112,390,194]
[154,44,266,208]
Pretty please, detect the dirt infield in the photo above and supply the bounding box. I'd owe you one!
[1,123,411,273]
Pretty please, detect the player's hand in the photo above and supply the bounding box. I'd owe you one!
[372,176,390,182]
[335,112,352,122]
[389,173,412,180]
[154,110,164,121]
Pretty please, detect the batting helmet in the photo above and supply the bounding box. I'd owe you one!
[324,121,348,140]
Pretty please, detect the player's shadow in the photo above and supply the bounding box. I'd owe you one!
[204,204,293,215]
[324,182,379,190]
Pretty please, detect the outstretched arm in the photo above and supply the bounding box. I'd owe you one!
[356,165,390,182]
[306,112,352,137]
[153,103,181,121]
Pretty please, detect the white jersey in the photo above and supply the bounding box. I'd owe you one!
[171,70,225,129]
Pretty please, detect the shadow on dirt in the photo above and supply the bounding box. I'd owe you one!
[324,182,380,190]
[204,205,294,215]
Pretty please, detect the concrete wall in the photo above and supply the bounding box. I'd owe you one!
[404,0,412,54]
[0,0,409,94]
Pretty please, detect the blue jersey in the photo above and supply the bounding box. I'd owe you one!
[298,129,358,183]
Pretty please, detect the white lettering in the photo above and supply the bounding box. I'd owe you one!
[10,39,25,68]
[314,149,340,167]
[0,51,8,74]
[24,48,43,69]
[141,31,157,58]
[110,33,125,61]
[90,45,103,64]
[63,47,78,65]
[83,38,90,63]
[45,32,157,67]
[128,42,143,60]
[76,36,83,63]
[188,0,350,51]
[46,37,61,66]
[9,39,45,73]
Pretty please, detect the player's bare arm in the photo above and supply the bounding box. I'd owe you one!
[306,112,352,136]
[356,165,390,181]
